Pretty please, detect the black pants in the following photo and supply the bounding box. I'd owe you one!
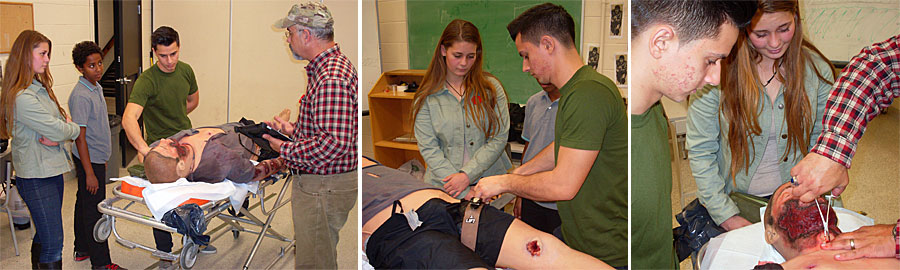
[366,198,514,269]
[520,198,562,234]
[153,229,173,253]
[72,155,111,267]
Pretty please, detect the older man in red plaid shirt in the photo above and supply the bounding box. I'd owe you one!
[266,2,358,269]
[789,35,900,263]
[790,35,899,203]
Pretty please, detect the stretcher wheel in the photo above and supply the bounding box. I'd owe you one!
[180,240,198,269]
[93,216,111,242]
[232,230,240,238]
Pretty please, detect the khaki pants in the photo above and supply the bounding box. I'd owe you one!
[291,171,357,269]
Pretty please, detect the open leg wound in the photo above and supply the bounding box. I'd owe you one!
[526,239,542,257]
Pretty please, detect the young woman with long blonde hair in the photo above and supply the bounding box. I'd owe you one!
[412,19,511,199]
[687,0,837,231]
[0,30,80,268]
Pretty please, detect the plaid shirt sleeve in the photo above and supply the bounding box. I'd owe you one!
[279,77,357,173]
[894,219,899,259]
[810,35,900,168]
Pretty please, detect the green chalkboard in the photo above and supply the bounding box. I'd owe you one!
[407,0,582,104]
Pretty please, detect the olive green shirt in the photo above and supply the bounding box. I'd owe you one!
[631,102,678,269]
[129,61,198,144]
[555,66,627,267]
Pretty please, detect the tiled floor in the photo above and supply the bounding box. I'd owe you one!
[1,165,358,269]
[672,102,900,269]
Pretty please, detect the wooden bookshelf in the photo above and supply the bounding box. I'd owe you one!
[368,69,426,168]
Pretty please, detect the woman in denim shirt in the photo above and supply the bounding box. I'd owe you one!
[686,0,837,231]
[412,19,511,199]
[0,30,80,268]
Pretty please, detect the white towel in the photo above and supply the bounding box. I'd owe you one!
[112,176,259,221]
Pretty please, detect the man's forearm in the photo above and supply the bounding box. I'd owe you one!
[503,171,574,201]
[810,36,900,168]
[122,117,149,154]
[515,143,555,175]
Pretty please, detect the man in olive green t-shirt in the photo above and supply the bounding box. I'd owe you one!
[629,1,756,268]
[122,26,199,159]
[121,26,203,266]
[473,4,626,268]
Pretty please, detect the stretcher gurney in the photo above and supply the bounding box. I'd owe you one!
[94,173,295,269]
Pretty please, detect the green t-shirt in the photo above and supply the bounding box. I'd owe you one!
[554,65,627,267]
[129,61,198,144]
[631,102,678,269]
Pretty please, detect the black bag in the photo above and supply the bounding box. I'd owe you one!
[672,199,725,262]
[234,118,282,161]
[162,204,210,246]
[508,103,526,144]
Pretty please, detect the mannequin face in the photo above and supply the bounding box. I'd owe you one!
[765,183,839,260]
[150,139,193,176]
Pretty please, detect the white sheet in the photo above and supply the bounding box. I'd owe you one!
[112,176,259,221]
[702,207,874,270]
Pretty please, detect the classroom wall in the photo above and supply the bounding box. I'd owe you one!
[800,0,899,62]
[367,0,627,103]
[361,0,380,111]
[0,0,95,112]
[144,0,359,127]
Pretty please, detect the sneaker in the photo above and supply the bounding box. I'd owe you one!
[74,251,90,262]
[199,244,217,254]
[158,260,175,270]
[93,263,127,270]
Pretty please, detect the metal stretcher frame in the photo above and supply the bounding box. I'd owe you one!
[94,173,295,269]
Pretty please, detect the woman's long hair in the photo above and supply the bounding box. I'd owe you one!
[411,19,505,139]
[719,0,836,183]
[0,30,68,139]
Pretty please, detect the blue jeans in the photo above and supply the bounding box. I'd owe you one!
[17,174,65,263]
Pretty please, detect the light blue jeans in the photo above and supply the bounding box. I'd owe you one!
[17,174,65,263]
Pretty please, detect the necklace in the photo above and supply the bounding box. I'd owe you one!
[446,80,464,97]
[762,60,783,87]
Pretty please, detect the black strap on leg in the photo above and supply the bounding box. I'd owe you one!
[391,200,404,214]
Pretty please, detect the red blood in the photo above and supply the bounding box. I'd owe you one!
[527,240,541,256]
[171,141,190,158]
[776,199,839,242]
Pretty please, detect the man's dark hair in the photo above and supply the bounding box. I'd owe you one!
[151,26,180,50]
[632,0,757,44]
[507,3,576,48]
[72,41,102,67]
